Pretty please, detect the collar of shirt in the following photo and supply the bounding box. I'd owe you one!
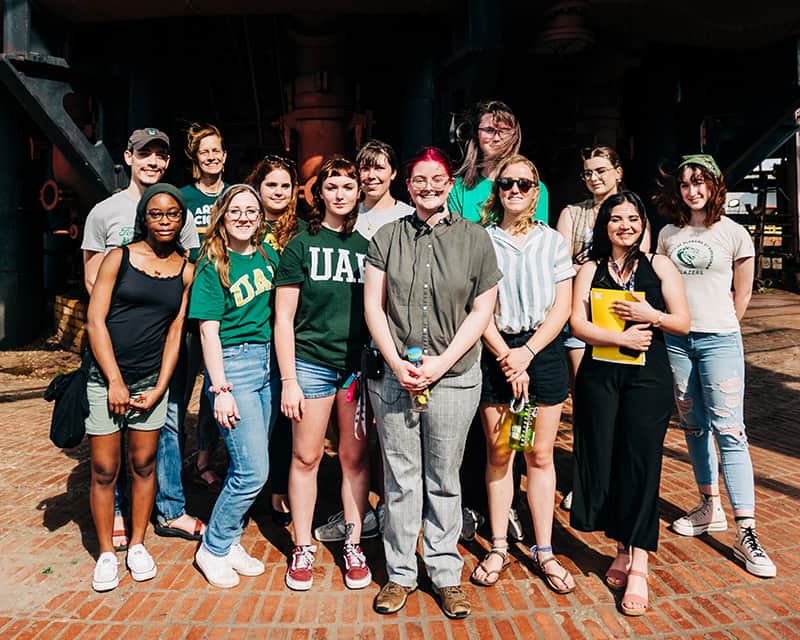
[409,209,456,233]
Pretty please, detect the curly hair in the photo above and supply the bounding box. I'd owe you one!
[453,100,521,190]
[308,156,360,236]
[197,184,267,288]
[244,155,300,252]
[185,122,225,181]
[589,190,649,275]
[654,163,727,228]
[480,154,540,234]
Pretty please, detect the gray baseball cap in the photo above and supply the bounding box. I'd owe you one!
[127,127,171,152]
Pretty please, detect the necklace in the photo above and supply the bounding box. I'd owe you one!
[609,257,636,291]
[196,181,223,197]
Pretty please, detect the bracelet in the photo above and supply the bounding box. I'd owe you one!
[653,312,664,328]
[280,376,297,382]
[208,382,233,395]
[524,343,537,357]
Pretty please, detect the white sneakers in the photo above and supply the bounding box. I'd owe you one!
[672,494,728,536]
[196,542,265,588]
[126,544,157,582]
[733,524,777,578]
[673,495,776,579]
[92,544,156,592]
[92,552,119,592]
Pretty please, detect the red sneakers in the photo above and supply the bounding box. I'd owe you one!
[285,545,317,591]
[343,542,372,589]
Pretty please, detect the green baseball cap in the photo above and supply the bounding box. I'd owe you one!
[677,154,721,178]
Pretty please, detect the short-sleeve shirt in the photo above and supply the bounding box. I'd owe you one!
[657,216,754,333]
[263,217,308,254]
[180,183,226,238]
[354,200,414,240]
[188,243,279,347]
[274,226,370,370]
[447,176,549,225]
[367,212,502,376]
[487,223,575,334]
[81,190,200,254]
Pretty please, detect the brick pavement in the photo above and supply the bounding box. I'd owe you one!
[0,291,798,639]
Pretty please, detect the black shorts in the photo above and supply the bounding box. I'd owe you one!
[480,329,569,406]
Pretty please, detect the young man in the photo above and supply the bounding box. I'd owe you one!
[82,128,199,293]
[313,139,412,544]
[81,128,200,549]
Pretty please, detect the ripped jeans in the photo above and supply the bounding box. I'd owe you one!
[665,331,755,511]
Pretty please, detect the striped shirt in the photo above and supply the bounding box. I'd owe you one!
[486,223,575,334]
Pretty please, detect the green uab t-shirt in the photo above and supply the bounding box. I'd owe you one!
[188,243,279,347]
[447,175,549,224]
[180,183,226,262]
[274,226,369,370]
[263,216,308,254]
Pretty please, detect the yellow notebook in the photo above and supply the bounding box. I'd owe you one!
[590,288,647,366]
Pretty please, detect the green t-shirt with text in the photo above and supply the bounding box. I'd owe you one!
[181,183,226,262]
[188,243,279,347]
[274,226,369,370]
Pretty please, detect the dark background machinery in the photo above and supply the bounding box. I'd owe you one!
[1,0,799,346]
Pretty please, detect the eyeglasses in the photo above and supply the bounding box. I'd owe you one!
[146,209,183,222]
[225,208,261,221]
[581,167,615,181]
[410,175,450,189]
[496,177,538,193]
[478,126,514,140]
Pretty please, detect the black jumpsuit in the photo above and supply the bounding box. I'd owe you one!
[570,255,672,551]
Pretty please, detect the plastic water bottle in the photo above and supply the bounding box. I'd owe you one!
[508,396,537,452]
[407,347,430,412]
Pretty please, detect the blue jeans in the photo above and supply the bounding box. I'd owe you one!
[155,348,189,521]
[665,331,755,511]
[369,360,481,588]
[202,342,279,556]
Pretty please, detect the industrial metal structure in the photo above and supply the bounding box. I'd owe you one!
[1,0,799,346]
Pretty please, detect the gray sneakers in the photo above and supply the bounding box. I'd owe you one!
[733,525,776,578]
[313,506,382,542]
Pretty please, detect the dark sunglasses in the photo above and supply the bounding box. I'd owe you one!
[496,177,538,193]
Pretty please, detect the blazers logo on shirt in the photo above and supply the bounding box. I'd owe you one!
[673,240,714,274]
[309,247,366,283]
[230,265,275,307]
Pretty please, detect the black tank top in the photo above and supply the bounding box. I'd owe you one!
[100,245,186,383]
[591,253,667,342]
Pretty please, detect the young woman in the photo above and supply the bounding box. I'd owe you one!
[245,154,305,526]
[189,184,280,589]
[153,124,226,545]
[570,191,690,616]
[655,154,776,578]
[471,155,575,594]
[86,183,193,592]
[273,157,372,591]
[364,147,500,619]
[449,99,548,224]
[556,146,647,512]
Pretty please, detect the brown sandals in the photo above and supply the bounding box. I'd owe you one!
[532,546,576,594]
[470,544,511,587]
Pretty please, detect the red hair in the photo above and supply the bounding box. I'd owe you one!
[405,147,453,180]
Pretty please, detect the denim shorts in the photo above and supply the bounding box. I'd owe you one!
[295,357,351,399]
[480,330,569,406]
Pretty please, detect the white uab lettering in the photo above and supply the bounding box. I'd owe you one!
[309,246,366,283]
[230,267,274,307]
[310,247,334,280]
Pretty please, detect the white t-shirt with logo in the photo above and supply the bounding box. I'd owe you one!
[354,200,414,240]
[657,216,754,333]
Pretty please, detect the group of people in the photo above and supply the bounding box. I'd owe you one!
[78,99,776,620]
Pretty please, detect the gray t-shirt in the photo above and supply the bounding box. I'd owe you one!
[354,200,414,240]
[367,212,502,376]
[81,190,199,254]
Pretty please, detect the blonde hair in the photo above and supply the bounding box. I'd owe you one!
[197,184,267,288]
[186,123,225,181]
[480,154,540,234]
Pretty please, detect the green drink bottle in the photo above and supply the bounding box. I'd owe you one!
[406,347,430,412]
[508,396,537,452]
